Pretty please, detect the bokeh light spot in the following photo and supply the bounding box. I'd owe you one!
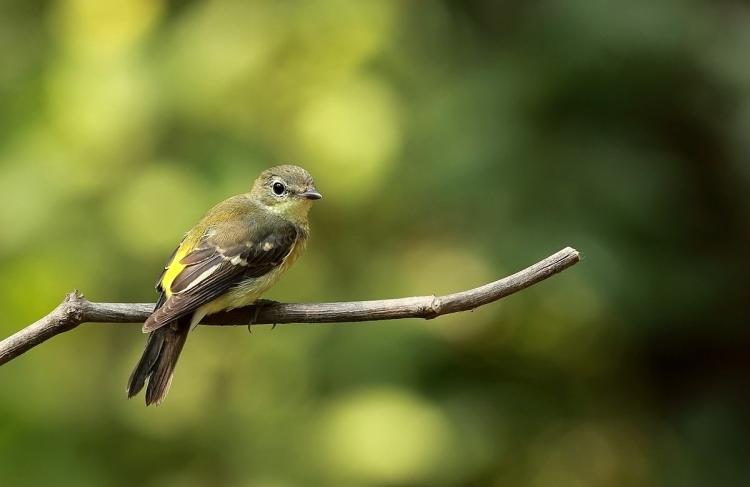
[296,77,402,203]
[104,164,211,258]
[317,388,454,484]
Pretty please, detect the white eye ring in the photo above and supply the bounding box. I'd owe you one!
[272,181,286,196]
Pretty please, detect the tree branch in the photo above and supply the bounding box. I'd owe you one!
[0,247,580,366]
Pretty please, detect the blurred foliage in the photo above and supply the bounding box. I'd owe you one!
[1,0,749,486]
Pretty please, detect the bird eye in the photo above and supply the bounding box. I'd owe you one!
[272,182,286,196]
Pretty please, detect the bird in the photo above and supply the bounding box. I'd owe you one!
[127,164,322,405]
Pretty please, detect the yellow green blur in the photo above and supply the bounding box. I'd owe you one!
[0,1,747,486]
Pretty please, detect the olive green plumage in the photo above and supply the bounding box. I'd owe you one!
[127,165,322,405]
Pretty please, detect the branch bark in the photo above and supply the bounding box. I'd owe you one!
[0,246,580,366]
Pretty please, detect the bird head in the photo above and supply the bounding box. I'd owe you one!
[250,164,322,222]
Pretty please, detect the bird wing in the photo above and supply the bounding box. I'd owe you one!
[143,219,300,333]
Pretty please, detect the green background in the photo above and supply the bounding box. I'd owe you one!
[1,1,748,486]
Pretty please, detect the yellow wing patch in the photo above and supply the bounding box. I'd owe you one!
[160,245,190,298]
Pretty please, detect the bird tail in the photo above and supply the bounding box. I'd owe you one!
[127,318,190,406]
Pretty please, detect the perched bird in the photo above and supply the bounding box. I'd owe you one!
[127,165,322,405]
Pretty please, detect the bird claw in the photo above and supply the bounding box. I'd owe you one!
[247,299,279,333]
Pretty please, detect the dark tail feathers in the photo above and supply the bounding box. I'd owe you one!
[127,320,189,406]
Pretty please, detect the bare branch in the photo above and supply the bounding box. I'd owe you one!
[0,247,580,366]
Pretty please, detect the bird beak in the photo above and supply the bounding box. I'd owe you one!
[300,189,323,200]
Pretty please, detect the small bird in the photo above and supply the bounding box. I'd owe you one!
[127,165,322,405]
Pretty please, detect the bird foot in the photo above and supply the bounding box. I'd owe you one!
[247,299,279,333]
